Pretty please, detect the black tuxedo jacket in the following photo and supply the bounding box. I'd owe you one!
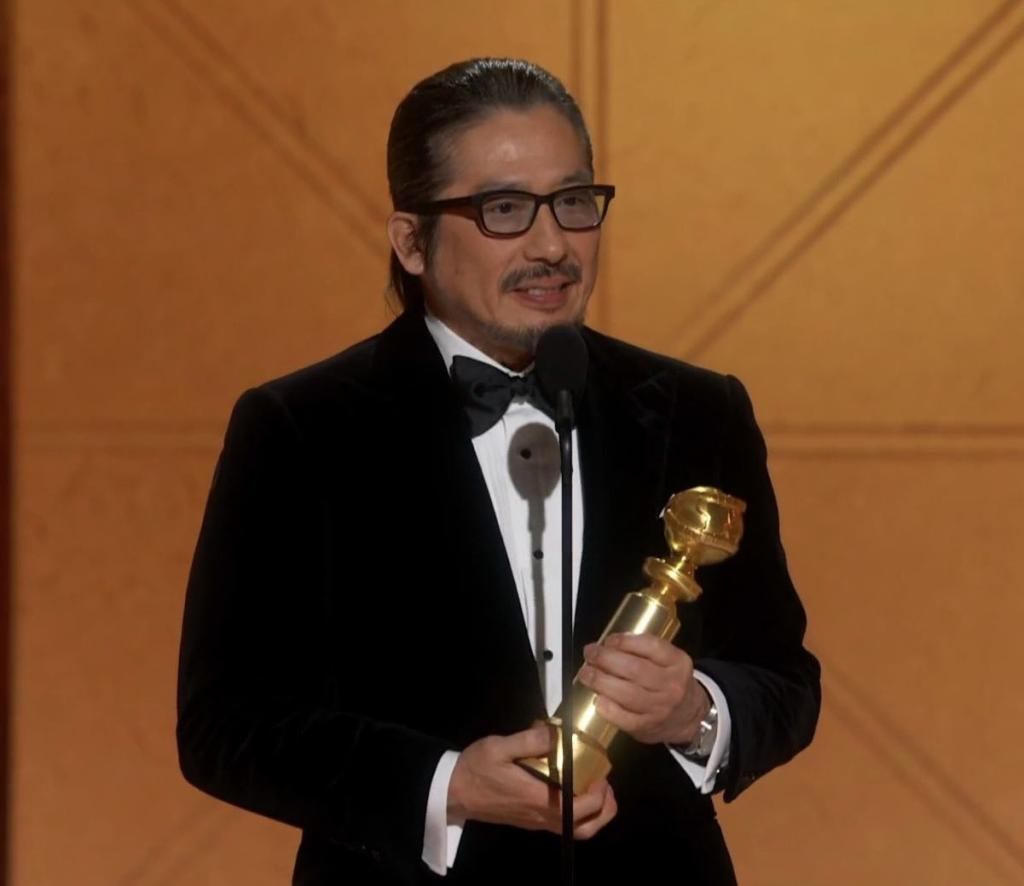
[177,310,820,885]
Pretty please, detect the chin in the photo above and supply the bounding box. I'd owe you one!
[486,311,584,354]
[510,297,587,329]
[481,320,545,355]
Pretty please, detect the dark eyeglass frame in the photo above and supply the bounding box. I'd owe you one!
[400,184,616,237]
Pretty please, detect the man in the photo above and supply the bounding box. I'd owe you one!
[177,58,820,885]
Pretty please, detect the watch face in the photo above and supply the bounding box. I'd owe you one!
[695,704,718,757]
[681,703,718,760]
[696,724,715,757]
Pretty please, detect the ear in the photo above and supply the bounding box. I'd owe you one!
[387,212,426,276]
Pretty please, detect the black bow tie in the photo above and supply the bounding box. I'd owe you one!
[450,355,556,436]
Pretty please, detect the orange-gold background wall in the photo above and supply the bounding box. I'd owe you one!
[11,2,1024,884]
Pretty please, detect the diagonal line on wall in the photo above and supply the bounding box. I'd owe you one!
[115,800,230,885]
[159,0,385,221]
[825,658,1024,883]
[666,0,1024,362]
[129,0,388,261]
[159,0,384,223]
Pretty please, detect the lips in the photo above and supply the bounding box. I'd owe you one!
[517,282,568,295]
[511,280,572,307]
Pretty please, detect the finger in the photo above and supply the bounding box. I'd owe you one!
[574,777,610,804]
[539,785,598,835]
[604,632,687,668]
[492,724,555,759]
[569,785,606,823]
[567,778,609,820]
[574,778,610,811]
[579,664,660,714]
[574,784,617,840]
[577,786,614,831]
[583,645,663,691]
[541,779,608,835]
[594,694,644,737]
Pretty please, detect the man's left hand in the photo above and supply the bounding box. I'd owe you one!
[578,633,710,746]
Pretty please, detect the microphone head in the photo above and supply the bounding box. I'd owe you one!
[535,324,588,411]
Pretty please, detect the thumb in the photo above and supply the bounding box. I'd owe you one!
[495,723,556,760]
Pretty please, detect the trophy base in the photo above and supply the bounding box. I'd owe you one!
[517,718,611,795]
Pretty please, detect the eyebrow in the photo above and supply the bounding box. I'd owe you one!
[471,170,594,192]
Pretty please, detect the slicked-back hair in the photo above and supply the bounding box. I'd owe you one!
[386,58,593,313]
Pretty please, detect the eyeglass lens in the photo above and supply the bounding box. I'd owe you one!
[480,188,607,234]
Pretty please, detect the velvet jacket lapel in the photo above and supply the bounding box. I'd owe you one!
[573,329,680,668]
[369,312,546,730]
[365,314,684,728]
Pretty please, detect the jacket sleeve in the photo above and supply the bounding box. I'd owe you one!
[693,374,822,802]
[176,386,450,868]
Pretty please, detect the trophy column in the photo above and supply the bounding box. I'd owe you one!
[518,486,746,794]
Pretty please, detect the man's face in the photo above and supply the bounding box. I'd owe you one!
[419,106,601,368]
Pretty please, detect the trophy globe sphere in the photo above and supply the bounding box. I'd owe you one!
[663,487,746,565]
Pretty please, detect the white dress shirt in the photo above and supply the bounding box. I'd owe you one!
[419,314,731,875]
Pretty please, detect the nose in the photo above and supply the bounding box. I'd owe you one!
[523,202,570,265]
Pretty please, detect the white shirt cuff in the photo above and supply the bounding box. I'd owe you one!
[421,750,465,875]
[667,670,732,794]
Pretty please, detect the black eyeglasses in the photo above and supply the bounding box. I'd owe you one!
[401,184,616,236]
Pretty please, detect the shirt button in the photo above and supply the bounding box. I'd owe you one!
[520,447,532,459]
[533,549,543,560]
[543,649,554,661]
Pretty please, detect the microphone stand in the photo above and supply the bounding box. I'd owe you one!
[555,389,574,886]
[532,323,587,886]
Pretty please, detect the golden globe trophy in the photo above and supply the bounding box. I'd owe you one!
[518,486,746,793]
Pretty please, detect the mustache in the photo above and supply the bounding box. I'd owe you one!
[501,263,582,292]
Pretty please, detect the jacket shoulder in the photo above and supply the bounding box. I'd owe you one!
[220,330,391,450]
[261,331,383,404]
[582,326,734,399]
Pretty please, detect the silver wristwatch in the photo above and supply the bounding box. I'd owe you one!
[681,702,718,761]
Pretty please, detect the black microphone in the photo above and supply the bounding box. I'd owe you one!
[536,324,588,433]
[534,325,588,886]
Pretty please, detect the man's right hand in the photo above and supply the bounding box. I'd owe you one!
[447,724,617,839]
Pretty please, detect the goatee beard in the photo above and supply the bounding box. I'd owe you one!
[478,311,585,360]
